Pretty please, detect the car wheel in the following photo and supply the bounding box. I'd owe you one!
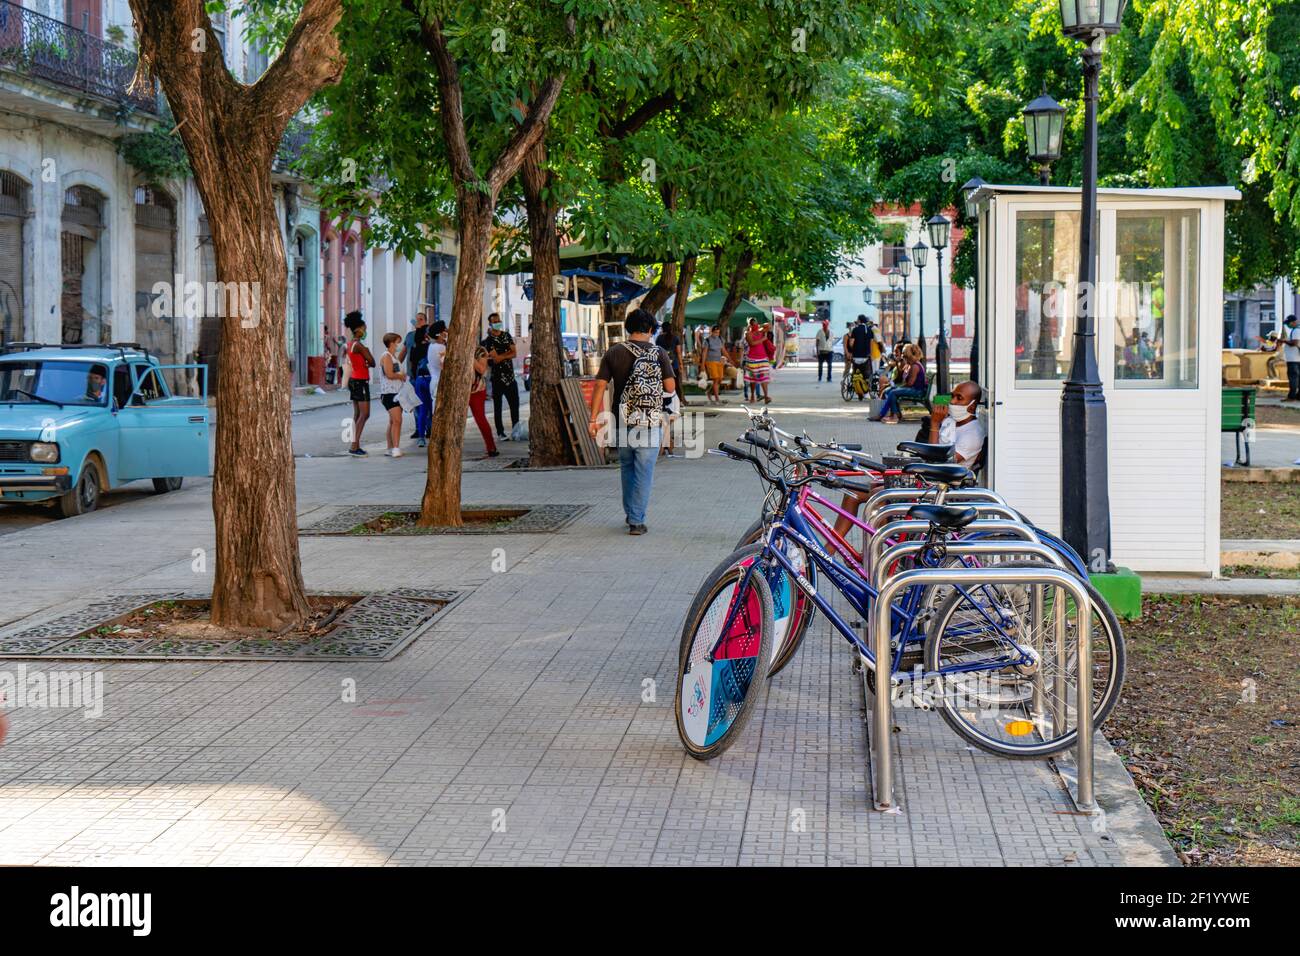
[152,477,184,493]
[56,465,100,518]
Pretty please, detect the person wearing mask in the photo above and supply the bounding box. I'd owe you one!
[469,345,498,458]
[873,343,927,423]
[587,308,676,535]
[937,380,986,466]
[344,311,374,457]
[656,322,686,406]
[481,312,519,439]
[378,331,407,458]
[413,358,433,448]
[702,323,726,404]
[743,318,773,404]
[426,319,447,408]
[815,317,834,382]
[1283,314,1300,402]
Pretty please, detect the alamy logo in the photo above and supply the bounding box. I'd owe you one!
[0,665,103,718]
[49,886,151,936]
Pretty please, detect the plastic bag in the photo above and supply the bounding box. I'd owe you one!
[510,420,529,442]
[396,380,421,412]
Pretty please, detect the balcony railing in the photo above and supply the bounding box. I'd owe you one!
[0,0,157,114]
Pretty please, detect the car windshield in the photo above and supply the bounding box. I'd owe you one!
[0,360,111,407]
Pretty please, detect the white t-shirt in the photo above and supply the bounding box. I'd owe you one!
[939,414,987,465]
[428,342,446,383]
[379,352,403,395]
[1283,325,1300,363]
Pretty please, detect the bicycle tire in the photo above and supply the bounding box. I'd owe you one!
[675,558,774,759]
[922,561,1126,759]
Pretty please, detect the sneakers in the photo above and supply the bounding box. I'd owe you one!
[417,438,427,448]
[348,448,367,457]
[628,524,647,535]
[388,448,403,458]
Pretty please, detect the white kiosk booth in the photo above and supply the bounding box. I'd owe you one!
[969,185,1240,576]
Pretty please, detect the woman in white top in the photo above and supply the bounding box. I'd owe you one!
[378,332,407,457]
[427,320,448,410]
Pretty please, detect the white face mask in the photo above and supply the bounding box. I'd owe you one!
[948,401,972,420]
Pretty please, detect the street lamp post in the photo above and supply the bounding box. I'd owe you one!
[962,177,986,384]
[1024,89,1066,379]
[897,251,912,350]
[1058,0,1127,571]
[887,268,901,345]
[927,214,952,395]
[1023,89,1067,187]
[912,239,929,360]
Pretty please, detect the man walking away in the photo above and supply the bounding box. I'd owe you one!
[815,317,834,382]
[587,308,676,535]
[1283,314,1300,402]
[481,312,520,438]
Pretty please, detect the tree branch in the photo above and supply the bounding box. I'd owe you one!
[487,74,566,196]
[403,0,478,187]
[612,90,678,140]
[247,0,344,137]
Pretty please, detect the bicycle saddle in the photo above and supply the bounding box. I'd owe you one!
[907,503,978,531]
[901,462,972,486]
[896,441,954,463]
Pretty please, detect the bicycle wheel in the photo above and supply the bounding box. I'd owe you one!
[840,377,854,402]
[922,561,1125,759]
[675,557,774,759]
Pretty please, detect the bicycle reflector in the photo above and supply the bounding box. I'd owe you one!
[1004,720,1035,737]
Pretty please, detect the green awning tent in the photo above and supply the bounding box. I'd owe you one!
[682,288,769,328]
[490,242,663,275]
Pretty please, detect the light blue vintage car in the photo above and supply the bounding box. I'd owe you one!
[0,344,209,517]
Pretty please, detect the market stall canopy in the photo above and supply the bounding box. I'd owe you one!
[522,269,647,306]
[491,242,664,275]
[682,288,770,328]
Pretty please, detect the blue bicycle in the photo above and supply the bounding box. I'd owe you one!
[674,439,1125,760]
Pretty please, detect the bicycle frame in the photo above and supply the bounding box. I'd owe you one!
[711,487,1035,680]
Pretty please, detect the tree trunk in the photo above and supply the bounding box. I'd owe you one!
[129,0,342,630]
[640,261,677,316]
[717,247,755,328]
[420,190,493,525]
[521,139,568,467]
[671,253,696,340]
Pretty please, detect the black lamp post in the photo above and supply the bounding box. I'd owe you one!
[912,239,929,360]
[887,268,901,345]
[1023,89,1067,186]
[927,214,952,395]
[962,177,986,384]
[897,251,912,350]
[1059,0,1127,571]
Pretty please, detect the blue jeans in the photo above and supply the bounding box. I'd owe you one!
[879,386,924,419]
[618,428,661,525]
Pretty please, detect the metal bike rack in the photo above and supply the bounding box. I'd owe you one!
[861,487,1011,529]
[870,502,1022,527]
[868,566,1096,815]
[865,518,1043,581]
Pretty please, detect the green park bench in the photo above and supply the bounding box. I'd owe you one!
[1222,386,1256,466]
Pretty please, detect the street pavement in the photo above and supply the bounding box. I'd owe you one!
[0,366,1173,865]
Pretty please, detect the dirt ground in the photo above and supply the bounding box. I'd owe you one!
[1109,595,1299,866]
[1220,478,1300,539]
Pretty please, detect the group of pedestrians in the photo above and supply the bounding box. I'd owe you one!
[340,309,513,459]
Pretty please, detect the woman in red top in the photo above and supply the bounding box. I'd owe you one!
[742,319,773,404]
[344,312,375,457]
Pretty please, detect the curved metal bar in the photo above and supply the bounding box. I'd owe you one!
[869,566,1094,815]
[871,502,1021,528]
[866,518,1043,581]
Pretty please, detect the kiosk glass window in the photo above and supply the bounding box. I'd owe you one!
[1013,210,1080,383]
[1113,210,1199,388]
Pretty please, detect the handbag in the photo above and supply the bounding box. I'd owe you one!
[396,379,420,412]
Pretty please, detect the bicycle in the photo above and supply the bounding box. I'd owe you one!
[841,357,873,402]
[674,439,1125,762]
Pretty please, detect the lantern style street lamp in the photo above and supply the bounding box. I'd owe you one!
[897,251,912,348]
[1058,0,1128,571]
[1023,89,1066,186]
[911,239,929,359]
[887,268,901,344]
[962,177,986,383]
[926,214,952,395]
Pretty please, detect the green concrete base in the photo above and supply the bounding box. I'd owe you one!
[1089,566,1142,620]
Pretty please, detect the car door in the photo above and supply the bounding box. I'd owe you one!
[113,363,154,483]
[127,364,209,478]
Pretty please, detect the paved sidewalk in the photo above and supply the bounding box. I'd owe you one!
[0,368,1173,865]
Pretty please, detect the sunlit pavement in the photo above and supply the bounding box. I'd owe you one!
[0,366,1173,865]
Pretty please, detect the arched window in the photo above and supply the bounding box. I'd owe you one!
[61,185,107,345]
[0,171,31,346]
[134,186,178,376]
